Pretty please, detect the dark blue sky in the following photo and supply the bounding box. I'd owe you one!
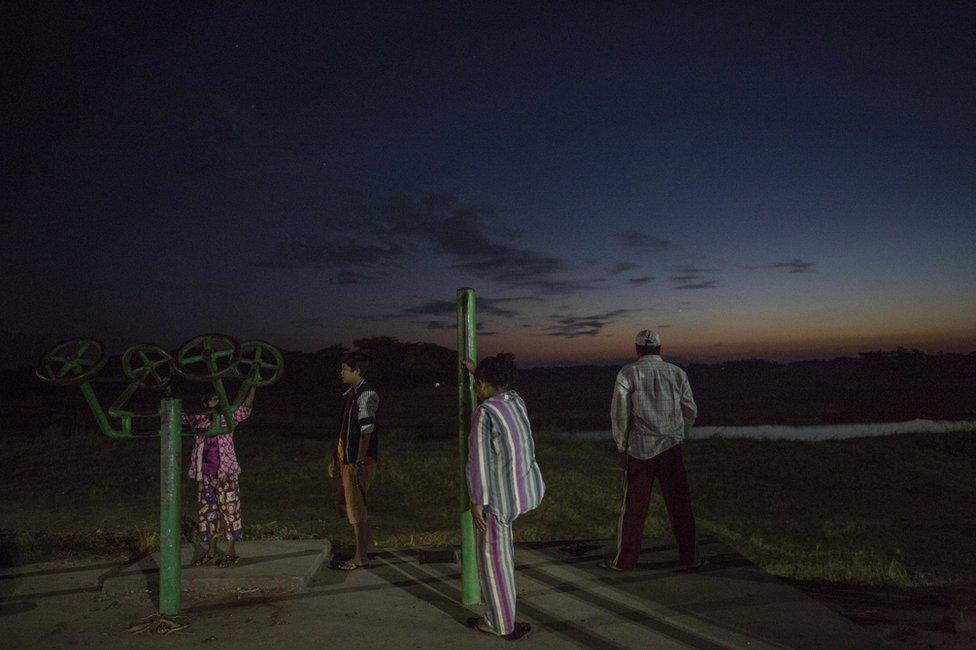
[2,2,974,367]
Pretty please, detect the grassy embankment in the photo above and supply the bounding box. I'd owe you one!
[1,427,974,587]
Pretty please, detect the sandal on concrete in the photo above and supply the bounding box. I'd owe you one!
[216,554,240,568]
[467,617,494,635]
[504,622,532,641]
[467,617,531,640]
[334,559,369,571]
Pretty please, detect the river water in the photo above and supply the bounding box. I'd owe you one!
[568,419,976,441]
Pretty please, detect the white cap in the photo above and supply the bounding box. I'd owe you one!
[635,329,661,347]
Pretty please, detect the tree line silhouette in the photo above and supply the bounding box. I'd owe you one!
[2,340,974,437]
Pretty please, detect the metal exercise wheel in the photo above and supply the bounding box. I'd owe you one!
[122,343,174,390]
[174,333,241,381]
[36,338,108,386]
[235,339,285,387]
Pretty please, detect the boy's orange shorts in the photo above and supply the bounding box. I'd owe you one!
[336,462,376,524]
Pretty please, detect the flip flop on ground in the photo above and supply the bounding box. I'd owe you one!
[334,559,370,571]
[467,617,494,635]
[504,622,532,641]
[467,617,532,641]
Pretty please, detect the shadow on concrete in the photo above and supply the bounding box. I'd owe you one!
[369,550,632,649]
[0,554,143,604]
[0,600,38,616]
[0,560,123,581]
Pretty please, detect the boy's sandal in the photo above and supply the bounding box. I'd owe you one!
[215,554,240,568]
[334,560,369,571]
[192,552,215,567]
[596,560,625,572]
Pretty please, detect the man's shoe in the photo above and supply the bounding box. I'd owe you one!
[596,560,626,572]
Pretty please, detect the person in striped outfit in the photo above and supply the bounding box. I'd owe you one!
[464,353,544,641]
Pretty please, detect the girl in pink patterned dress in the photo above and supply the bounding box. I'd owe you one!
[183,386,256,567]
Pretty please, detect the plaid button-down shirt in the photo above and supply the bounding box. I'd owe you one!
[611,355,697,460]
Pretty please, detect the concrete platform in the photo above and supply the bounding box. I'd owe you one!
[380,538,884,649]
[5,537,959,647]
[100,539,331,595]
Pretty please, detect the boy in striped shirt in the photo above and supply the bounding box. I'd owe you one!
[464,353,545,640]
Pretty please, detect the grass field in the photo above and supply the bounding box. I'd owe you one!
[1,427,974,587]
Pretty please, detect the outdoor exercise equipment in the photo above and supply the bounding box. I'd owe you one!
[456,288,482,605]
[36,333,285,627]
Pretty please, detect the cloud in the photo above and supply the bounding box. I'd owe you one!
[504,277,606,295]
[742,259,816,274]
[266,194,599,298]
[770,259,816,274]
[423,320,495,335]
[615,231,670,252]
[627,276,654,285]
[673,280,717,290]
[451,253,564,277]
[545,309,634,338]
[402,297,527,318]
[376,195,571,287]
[608,262,638,275]
[254,241,403,269]
[669,266,718,289]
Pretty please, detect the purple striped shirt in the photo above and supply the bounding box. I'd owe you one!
[467,391,545,519]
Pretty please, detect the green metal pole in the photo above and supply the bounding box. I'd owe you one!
[79,382,124,438]
[159,397,182,616]
[457,288,481,605]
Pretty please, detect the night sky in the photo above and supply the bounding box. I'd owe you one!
[2,2,974,368]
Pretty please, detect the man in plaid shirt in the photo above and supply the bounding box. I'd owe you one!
[600,329,705,571]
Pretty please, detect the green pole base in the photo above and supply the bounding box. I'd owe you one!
[159,398,182,616]
[460,509,481,605]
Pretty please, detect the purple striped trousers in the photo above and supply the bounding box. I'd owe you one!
[476,512,517,635]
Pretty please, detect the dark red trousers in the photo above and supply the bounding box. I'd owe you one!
[614,443,698,568]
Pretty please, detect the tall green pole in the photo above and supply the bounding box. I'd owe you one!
[159,397,182,616]
[457,288,482,605]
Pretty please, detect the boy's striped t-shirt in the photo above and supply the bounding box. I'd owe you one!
[467,391,545,519]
